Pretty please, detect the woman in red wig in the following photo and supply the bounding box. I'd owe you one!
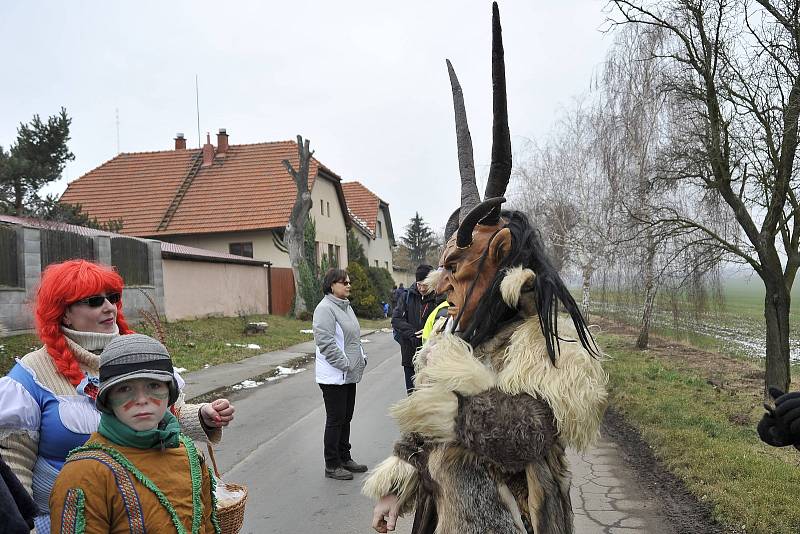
[0,260,234,532]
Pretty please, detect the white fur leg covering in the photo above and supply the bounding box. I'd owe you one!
[362,455,419,514]
[500,266,536,307]
[497,318,608,451]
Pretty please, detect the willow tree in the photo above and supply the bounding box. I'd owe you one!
[611,0,800,392]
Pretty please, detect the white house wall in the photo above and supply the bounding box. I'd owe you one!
[164,230,291,268]
[162,259,269,320]
[311,178,349,267]
[364,208,393,271]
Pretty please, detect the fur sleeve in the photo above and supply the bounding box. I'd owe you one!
[454,389,556,472]
[362,455,419,515]
[391,333,496,441]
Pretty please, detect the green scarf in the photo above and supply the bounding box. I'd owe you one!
[99,411,181,450]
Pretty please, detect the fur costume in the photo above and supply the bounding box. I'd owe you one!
[363,5,607,533]
[364,282,607,533]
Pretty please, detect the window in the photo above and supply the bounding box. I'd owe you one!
[385,261,389,269]
[376,221,382,238]
[315,241,321,265]
[375,260,379,267]
[334,245,341,267]
[229,242,253,258]
[320,202,324,215]
[327,201,331,217]
[328,244,335,266]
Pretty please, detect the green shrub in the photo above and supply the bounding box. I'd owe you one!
[348,262,382,319]
[367,266,394,305]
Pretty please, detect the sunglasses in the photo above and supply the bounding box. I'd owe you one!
[73,293,122,307]
[337,280,352,286]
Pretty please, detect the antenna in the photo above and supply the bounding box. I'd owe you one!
[195,74,201,148]
[115,108,120,154]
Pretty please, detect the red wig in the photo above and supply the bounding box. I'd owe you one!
[35,260,134,386]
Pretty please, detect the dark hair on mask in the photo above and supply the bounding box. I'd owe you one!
[322,268,349,295]
[459,210,598,363]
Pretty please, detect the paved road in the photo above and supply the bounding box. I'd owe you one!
[212,330,668,534]
[213,330,412,534]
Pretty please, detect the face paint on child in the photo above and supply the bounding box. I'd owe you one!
[108,380,170,408]
[107,378,171,431]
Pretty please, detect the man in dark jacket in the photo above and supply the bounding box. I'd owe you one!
[392,265,437,395]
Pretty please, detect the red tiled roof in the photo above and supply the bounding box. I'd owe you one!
[60,140,345,237]
[341,181,384,237]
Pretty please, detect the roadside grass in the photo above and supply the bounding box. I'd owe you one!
[0,333,41,375]
[601,332,800,534]
[0,315,391,376]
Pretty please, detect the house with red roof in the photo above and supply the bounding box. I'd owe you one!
[59,130,351,269]
[341,181,395,274]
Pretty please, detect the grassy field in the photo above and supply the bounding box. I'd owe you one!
[601,327,800,533]
[0,315,391,375]
[592,278,800,364]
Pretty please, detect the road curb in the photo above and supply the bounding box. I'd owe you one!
[183,328,380,401]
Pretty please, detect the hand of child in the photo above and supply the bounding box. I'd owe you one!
[201,398,235,428]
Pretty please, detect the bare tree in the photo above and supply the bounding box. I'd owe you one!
[283,135,314,318]
[610,0,800,391]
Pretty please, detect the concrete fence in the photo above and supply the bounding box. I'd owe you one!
[0,223,164,334]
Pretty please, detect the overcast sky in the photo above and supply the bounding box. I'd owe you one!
[1,0,613,235]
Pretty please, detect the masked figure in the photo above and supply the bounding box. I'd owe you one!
[363,4,608,533]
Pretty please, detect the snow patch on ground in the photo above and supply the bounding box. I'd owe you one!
[361,339,371,343]
[267,366,307,382]
[174,367,187,373]
[224,343,262,350]
[300,329,314,334]
[232,379,263,390]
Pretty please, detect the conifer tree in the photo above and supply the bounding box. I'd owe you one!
[0,108,74,215]
[401,212,435,265]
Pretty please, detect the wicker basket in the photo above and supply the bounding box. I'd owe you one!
[206,443,248,534]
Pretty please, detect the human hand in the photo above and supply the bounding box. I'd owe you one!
[372,494,401,532]
[200,398,235,428]
[414,329,423,339]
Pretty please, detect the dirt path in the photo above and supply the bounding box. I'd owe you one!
[594,318,751,533]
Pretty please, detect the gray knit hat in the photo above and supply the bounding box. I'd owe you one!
[95,333,178,414]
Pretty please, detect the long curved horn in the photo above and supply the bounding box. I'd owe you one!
[444,208,460,243]
[483,2,511,226]
[456,197,506,248]
[447,59,481,222]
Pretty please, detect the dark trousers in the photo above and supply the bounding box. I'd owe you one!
[403,365,415,396]
[319,383,357,468]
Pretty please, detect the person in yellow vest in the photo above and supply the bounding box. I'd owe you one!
[421,299,450,344]
[50,334,219,534]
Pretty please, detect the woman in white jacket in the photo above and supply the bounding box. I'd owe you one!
[313,268,368,481]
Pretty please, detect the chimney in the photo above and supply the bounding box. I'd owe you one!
[201,133,215,167]
[216,128,229,156]
[174,133,186,150]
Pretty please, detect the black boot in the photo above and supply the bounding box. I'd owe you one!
[324,466,354,480]
[341,459,368,472]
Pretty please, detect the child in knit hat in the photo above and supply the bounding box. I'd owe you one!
[49,334,220,534]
